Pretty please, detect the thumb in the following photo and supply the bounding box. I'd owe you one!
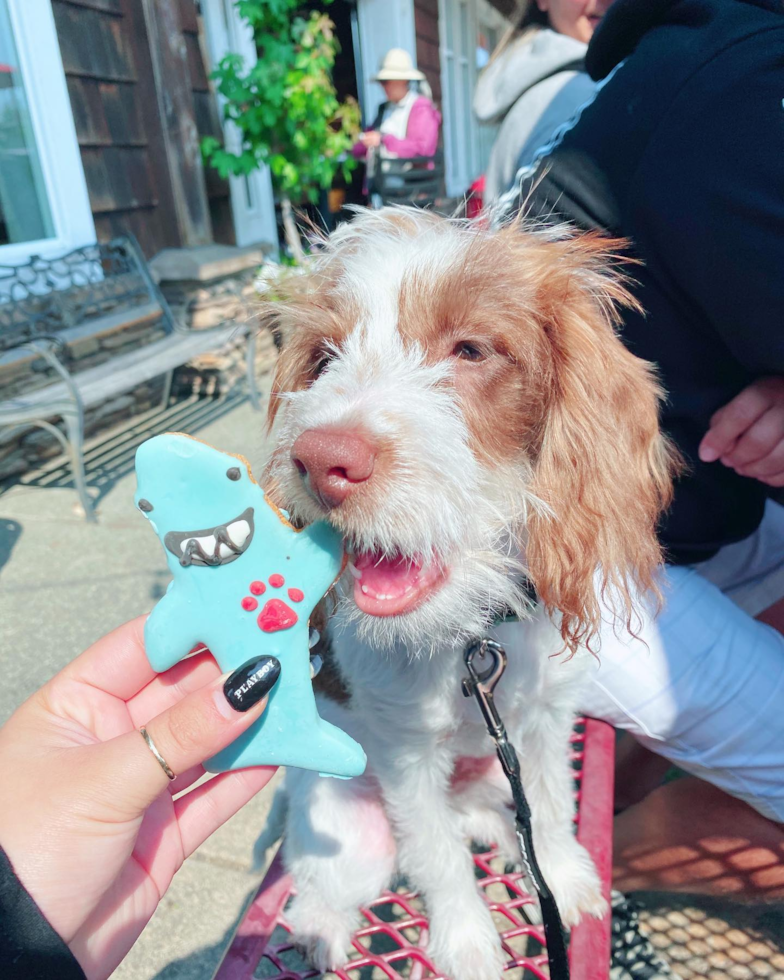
[97,654,280,813]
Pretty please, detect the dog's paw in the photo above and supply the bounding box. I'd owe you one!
[428,900,505,980]
[539,838,608,928]
[286,898,356,972]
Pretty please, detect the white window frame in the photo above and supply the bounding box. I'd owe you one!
[200,0,278,250]
[474,0,510,173]
[438,0,479,198]
[438,0,510,198]
[0,0,95,266]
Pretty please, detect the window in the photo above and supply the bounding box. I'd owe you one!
[476,25,498,70]
[0,0,55,247]
[0,0,94,265]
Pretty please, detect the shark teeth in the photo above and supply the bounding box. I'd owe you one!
[180,518,251,559]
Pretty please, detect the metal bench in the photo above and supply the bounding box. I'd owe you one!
[0,236,263,521]
[215,718,615,980]
[372,152,445,210]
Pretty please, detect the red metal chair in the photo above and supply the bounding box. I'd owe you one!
[216,718,614,980]
[466,175,486,222]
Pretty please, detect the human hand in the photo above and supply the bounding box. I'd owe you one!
[0,617,279,980]
[698,377,784,486]
[360,130,382,149]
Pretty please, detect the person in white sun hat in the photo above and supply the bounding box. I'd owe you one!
[352,48,441,169]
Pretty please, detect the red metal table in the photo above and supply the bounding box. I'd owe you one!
[216,718,615,980]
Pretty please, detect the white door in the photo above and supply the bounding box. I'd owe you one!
[438,0,479,198]
[474,0,507,172]
[439,0,510,198]
[200,0,277,250]
[356,0,417,127]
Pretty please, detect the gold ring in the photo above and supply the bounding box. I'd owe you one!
[139,727,176,780]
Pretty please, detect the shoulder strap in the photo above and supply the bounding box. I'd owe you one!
[537,58,585,84]
[371,102,388,131]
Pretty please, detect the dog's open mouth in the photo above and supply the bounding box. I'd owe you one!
[349,550,448,616]
[164,506,254,567]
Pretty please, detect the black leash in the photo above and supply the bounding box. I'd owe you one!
[463,638,570,980]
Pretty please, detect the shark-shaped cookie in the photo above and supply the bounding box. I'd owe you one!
[134,432,366,778]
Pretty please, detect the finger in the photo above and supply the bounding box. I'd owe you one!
[174,766,277,857]
[699,387,772,463]
[719,408,784,469]
[731,434,784,477]
[127,651,222,727]
[61,615,155,701]
[169,763,206,796]
[92,655,281,815]
[735,467,784,487]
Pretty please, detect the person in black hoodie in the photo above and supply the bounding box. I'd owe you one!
[504,0,784,895]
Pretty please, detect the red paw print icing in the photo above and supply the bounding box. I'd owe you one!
[240,574,305,631]
[257,598,298,632]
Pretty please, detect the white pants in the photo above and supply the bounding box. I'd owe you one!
[580,500,784,822]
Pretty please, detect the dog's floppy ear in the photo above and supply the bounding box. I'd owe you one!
[520,230,677,652]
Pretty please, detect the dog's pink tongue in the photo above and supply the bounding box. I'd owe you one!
[352,552,446,617]
[355,552,420,597]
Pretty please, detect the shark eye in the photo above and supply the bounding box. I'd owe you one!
[138,499,154,513]
[226,467,241,481]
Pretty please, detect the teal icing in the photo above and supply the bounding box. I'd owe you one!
[134,433,366,778]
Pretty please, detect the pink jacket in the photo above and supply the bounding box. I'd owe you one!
[352,96,441,159]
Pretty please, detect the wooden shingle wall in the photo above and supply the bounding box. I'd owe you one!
[415,0,442,107]
[53,0,180,256]
[183,1,236,246]
[53,0,234,256]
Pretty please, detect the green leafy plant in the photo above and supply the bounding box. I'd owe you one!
[203,0,361,261]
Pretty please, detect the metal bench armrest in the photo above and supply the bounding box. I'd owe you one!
[18,337,84,417]
[120,234,180,335]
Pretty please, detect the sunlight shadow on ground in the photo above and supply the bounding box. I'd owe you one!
[2,392,253,513]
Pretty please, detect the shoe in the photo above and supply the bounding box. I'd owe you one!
[610,891,683,980]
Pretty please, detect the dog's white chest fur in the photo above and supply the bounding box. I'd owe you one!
[330,608,586,756]
[279,612,601,980]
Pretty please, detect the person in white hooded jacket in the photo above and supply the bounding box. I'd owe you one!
[474,0,613,203]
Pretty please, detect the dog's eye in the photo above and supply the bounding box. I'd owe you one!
[311,349,334,379]
[452,341,486,362]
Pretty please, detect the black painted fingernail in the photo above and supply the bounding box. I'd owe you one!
[223,656,281,712]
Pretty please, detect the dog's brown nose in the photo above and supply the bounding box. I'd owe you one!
[291,428,376,509]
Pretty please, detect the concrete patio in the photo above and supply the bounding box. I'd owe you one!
[0,387,281,980]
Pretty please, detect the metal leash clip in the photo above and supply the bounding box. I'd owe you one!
[463,636,571,980]
[462,638,520,784]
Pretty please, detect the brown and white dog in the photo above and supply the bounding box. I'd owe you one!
[258,208,674,980]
